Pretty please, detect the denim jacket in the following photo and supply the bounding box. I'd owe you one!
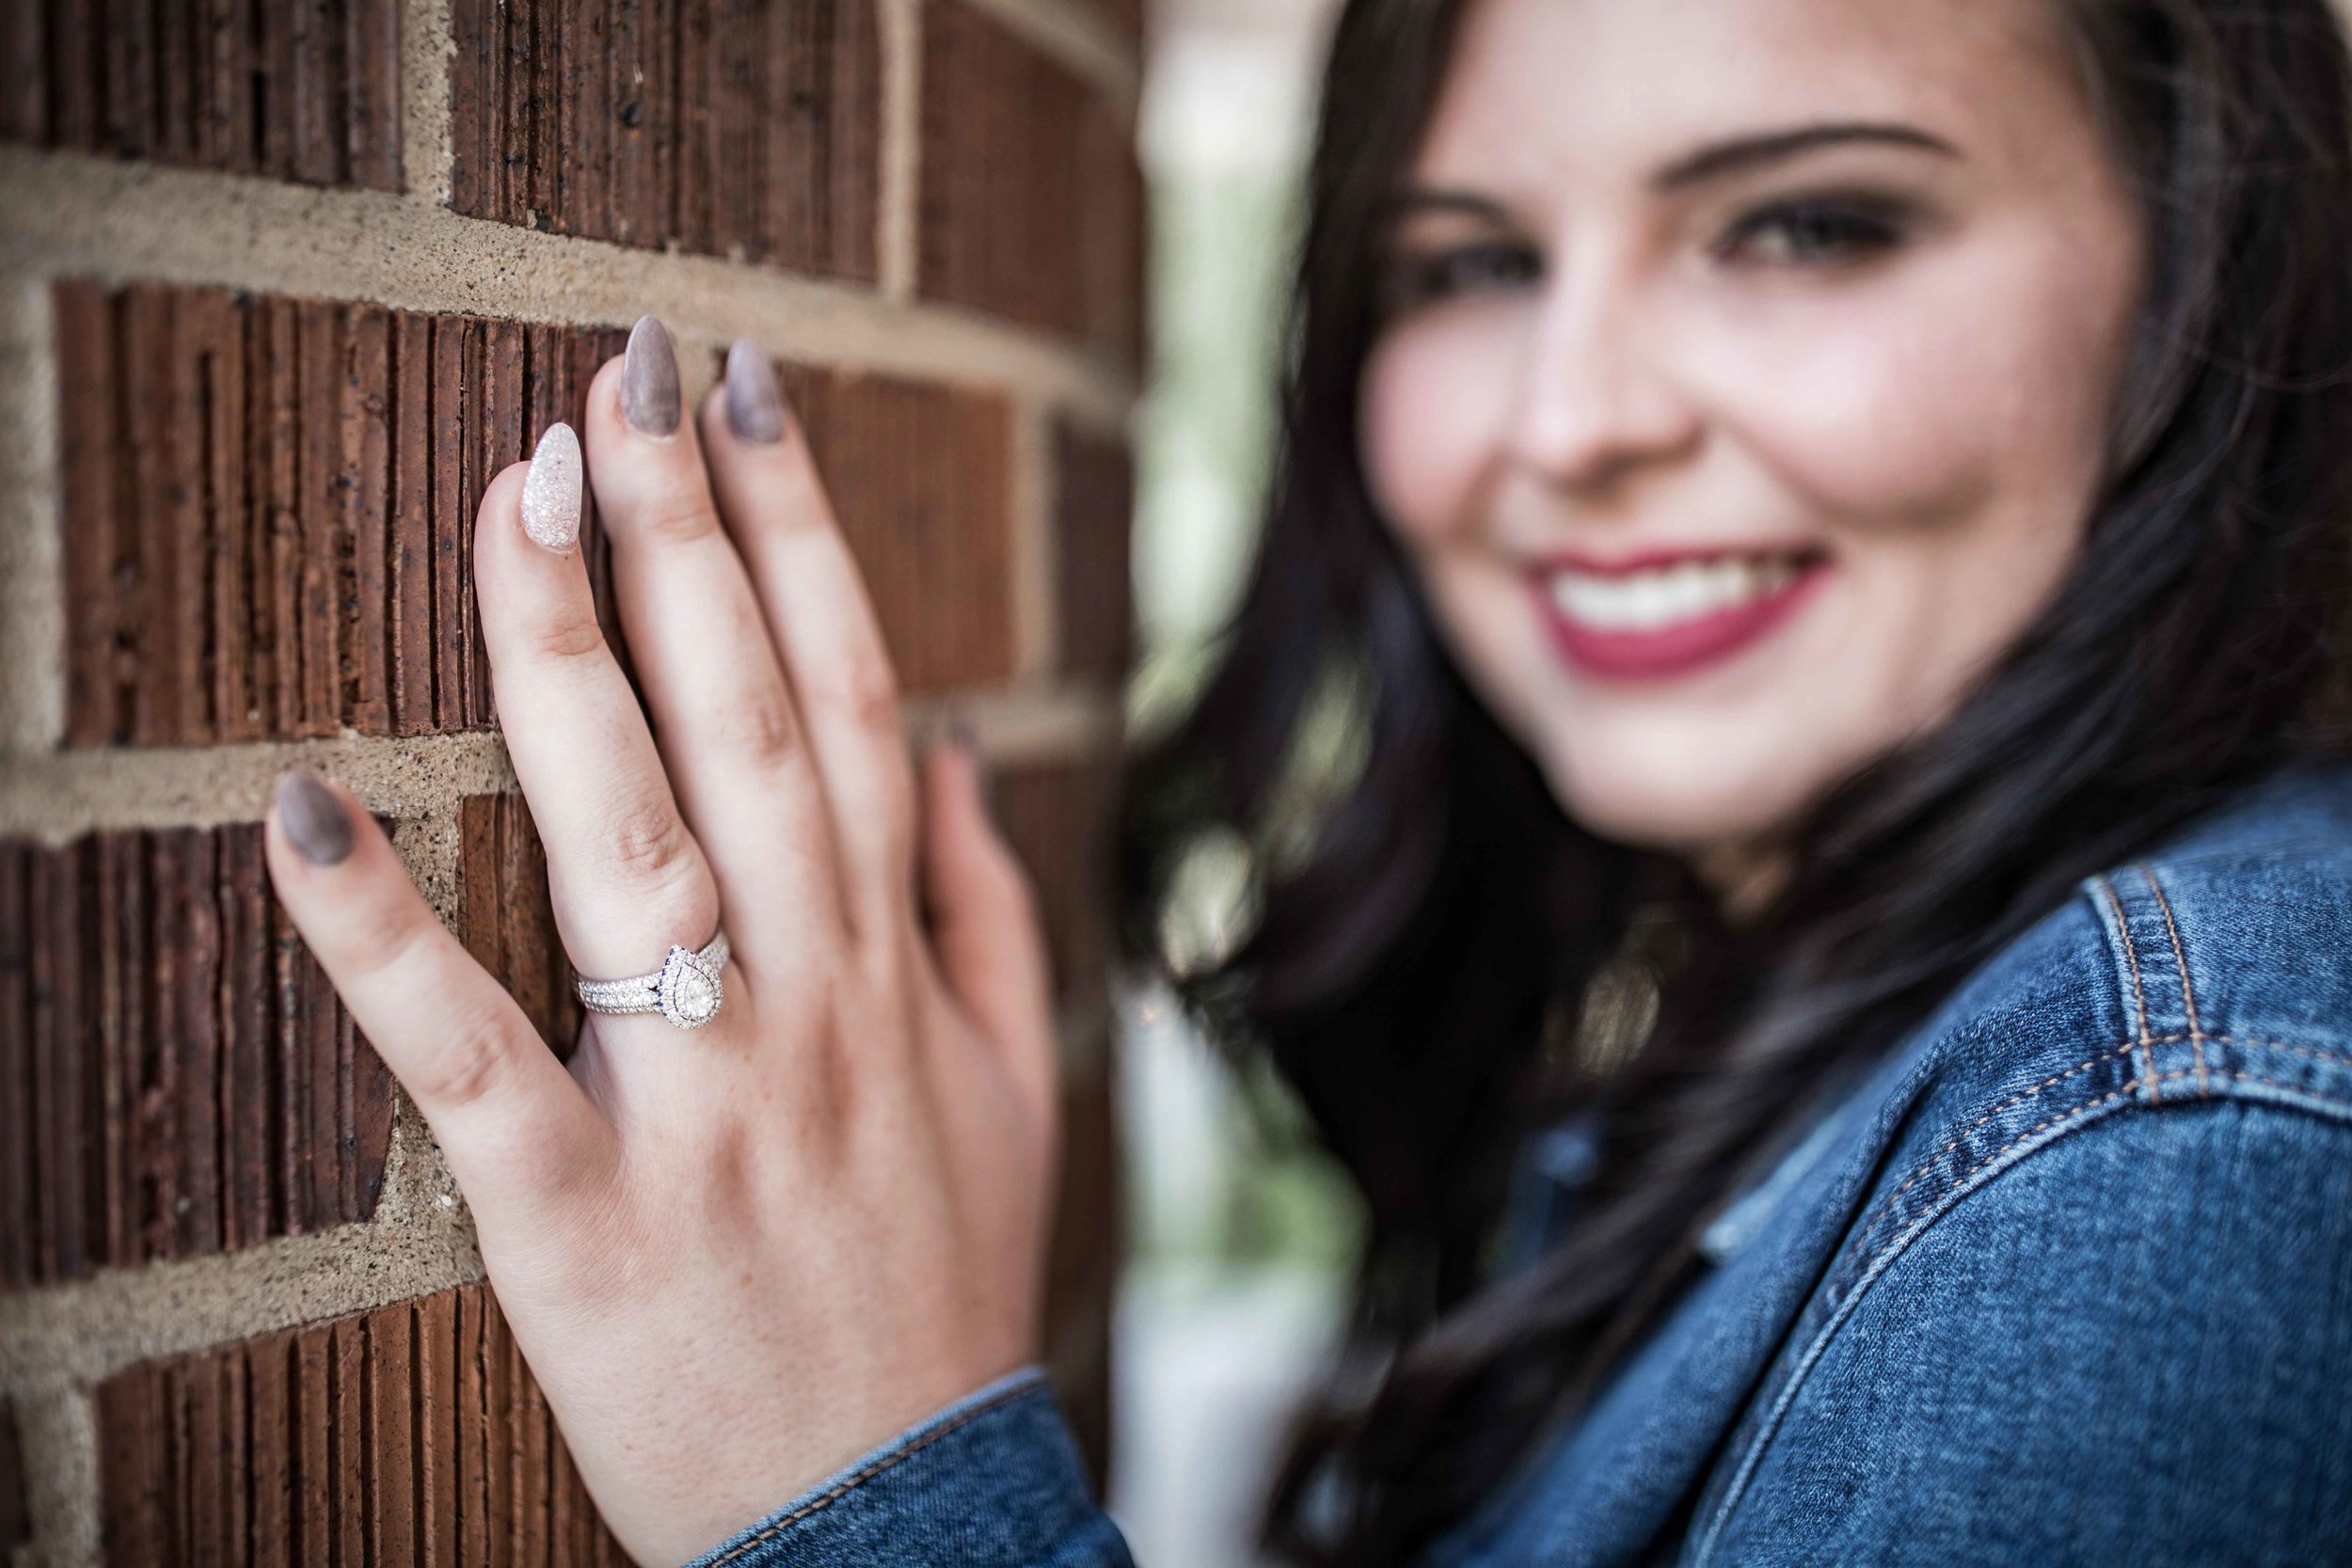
[685,757,2352,1567]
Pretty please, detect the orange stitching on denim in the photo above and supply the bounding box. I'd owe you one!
[1704,1039,2352,1566]
[1704,1076,2144,1565]
[1849,1026,2352,1265]
[2137,863,2208,1097]
[706,1378,1044,1565]
[1858,1037,2154,1245]
[2210,1032,2352,1071]
[2144,1064,2352,1101]
[2094,877,2156,1095]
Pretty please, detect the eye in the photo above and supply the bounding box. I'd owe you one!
[1378,240,1543,315]
[1715,195,1911,268]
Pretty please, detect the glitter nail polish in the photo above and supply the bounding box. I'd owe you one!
[520,421,583,552]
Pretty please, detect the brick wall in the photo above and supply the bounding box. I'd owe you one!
[0,1,1143,1560]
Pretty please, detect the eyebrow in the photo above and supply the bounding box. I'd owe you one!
[1655,120,1959,187]
[1378,120,1960,228]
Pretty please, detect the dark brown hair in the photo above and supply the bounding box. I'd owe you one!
[1115,0,2352,1560]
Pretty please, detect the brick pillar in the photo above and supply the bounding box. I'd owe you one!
[0,0,1143,1560]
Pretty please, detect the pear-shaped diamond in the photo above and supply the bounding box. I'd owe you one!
[658,944,723,1028]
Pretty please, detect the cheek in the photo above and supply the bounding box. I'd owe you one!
[1702,248,2131,533]
[1359,317,1519,546]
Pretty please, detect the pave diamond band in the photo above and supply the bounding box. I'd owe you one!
[574,929,730,1029]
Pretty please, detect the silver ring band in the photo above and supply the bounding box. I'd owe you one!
[575,928,730,1029]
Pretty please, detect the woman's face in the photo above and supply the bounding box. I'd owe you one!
[1359,0,2145,909]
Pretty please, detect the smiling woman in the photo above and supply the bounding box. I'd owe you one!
[1359,1,2146,889]
[257,0,2352,1563]
[1112,0,2352,1561]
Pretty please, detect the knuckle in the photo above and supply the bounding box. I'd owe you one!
[822,651,902,735]
[605,791,701,895]
[707,686,801,768]
[421,993,523,1112]
[638,488,721,546]
[515,604,607,666]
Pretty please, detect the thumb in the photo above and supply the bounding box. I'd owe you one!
[920,725,1058,1115]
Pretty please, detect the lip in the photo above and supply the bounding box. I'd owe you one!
[1534,542,1824,577]
[1529,549,1832,681]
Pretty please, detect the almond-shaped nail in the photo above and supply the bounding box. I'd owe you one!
[723,338,787,444]
[273,769,354,866]
[520,421,583,552]
[622,313,681,436]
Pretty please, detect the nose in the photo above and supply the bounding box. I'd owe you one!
[1509,250,1703,494]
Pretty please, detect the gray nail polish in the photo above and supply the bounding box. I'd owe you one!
[622,314,681,436]
[520,421,583,552]
[723,338,787,444]
[274,769,355,866]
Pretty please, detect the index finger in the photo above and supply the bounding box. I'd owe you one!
[263,769,614,1216]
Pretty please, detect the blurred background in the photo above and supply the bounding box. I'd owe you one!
[1107,0,1358,1561]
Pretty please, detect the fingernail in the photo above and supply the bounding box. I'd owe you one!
[723,338,787,444]
[622,314,681,436]
[520,421,582,552]
[273,769,355,866]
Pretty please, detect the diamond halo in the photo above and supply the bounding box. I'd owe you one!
[657,943,723,1029]
[573,928,731,1030]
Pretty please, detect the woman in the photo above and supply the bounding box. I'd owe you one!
[262,0,2352,1562]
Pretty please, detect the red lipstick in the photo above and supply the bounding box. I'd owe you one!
[1530,549,1830,681]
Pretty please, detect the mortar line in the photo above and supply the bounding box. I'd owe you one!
[0,277,61,757]
[880,0,923,303]
[0,687,1120,841]
[399,0,458,207]
[0,992,1123,1402]
[13,1385,99,1568]
[0,1150,485,1398]
[0,731,516,844]
[0,148,1136,436]
[959,0,1143,114]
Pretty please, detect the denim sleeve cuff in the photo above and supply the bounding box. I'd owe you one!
[678,1366,1136,1568]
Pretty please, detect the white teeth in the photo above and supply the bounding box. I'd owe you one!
[1546,553,1808,632]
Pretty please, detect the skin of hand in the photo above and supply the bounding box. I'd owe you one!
[262,321,1062,1566]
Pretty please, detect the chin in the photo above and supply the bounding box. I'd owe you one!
[1531,731,1827,857]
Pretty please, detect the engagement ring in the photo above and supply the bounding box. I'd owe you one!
[574,928,730,1029]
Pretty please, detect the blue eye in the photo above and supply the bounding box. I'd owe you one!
[1381,241,1543,313]
[1718,198,1909,266]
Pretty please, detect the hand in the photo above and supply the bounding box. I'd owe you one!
[261,319,1063,1565]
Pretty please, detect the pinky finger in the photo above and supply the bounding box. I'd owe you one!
[917,736,1059,1121]
[263,769,614,1227]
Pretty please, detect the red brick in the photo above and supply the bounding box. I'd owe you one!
[770,357,1021,691]
[448,0,882,280]
[455,793,582,1053]
[0,1400,25,1553]
[1072,0,1145,41]
[1055,420,1136,689]
[56,279,628,748]
[1043,1043,1120,1489]
[95,1283,625,1565]
[0,0,402,189]
[991,752,1119,1012]
[920,3,1146,359]
[0,823,391,1291]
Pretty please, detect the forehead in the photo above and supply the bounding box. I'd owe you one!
[1409,0,2089,193]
